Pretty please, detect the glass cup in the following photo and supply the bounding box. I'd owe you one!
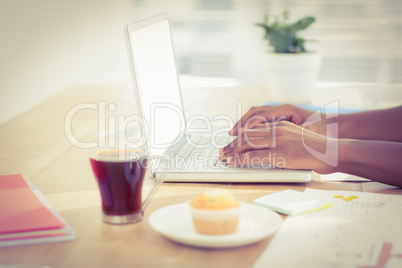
[89,147,167,224]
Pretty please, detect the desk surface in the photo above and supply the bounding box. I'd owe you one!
[0,83,401,268]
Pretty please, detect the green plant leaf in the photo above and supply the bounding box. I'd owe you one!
[295,38,307,52]
[255,23,271,36]
[289,17,315,32]
[263,14,269,24]
[283,10,289,21]
[295,38,306,46]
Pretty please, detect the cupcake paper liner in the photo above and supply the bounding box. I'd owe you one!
[189,202,244,235]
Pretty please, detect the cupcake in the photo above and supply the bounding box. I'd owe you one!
[190,189,243,235]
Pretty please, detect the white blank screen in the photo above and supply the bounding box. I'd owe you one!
[130,19,184,156]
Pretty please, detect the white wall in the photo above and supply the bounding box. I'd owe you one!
[0,0,136,125]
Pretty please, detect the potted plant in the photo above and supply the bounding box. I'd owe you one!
[256,10,321,103]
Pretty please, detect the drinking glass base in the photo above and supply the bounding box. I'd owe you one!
[103,211,143,224]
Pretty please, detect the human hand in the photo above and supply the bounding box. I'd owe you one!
[220,121,338,174]
[229,103,336,138]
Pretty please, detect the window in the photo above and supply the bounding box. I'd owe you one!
[133,0,402,84]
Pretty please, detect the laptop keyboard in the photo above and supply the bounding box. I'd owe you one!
[169,135,231,170]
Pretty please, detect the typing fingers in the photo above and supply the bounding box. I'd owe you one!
[220,127,275,160]
[229,106,272,136]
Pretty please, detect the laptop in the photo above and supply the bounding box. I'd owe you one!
[124,13,312,182]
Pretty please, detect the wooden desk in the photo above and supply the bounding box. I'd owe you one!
[0,83,401,268]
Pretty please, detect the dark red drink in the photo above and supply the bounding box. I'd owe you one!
[90,156,148,216]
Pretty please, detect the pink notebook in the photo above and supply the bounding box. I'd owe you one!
[0,174,66,235]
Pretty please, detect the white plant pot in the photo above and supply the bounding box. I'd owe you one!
[264,51,321,103]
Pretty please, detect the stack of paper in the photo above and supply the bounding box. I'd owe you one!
[253,189,332,216]
[0,174,76,247]
[253,189,402,268]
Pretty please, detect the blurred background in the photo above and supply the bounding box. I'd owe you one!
[1,0,401,125]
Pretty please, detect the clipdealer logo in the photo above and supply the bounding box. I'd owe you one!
[302,101,339,167]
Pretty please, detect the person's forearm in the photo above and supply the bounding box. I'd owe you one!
[336,106,402,142]
[336,139,402,187]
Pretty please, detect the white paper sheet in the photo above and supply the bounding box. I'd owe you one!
[253,189,331,216]
[320,172,370,182]
[253,189,402,268]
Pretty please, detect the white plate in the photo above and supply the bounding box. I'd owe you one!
[148,203,282,248]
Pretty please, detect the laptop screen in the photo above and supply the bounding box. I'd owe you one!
[128,17,185,156]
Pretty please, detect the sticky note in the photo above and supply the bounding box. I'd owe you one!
[253,189,332,216]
